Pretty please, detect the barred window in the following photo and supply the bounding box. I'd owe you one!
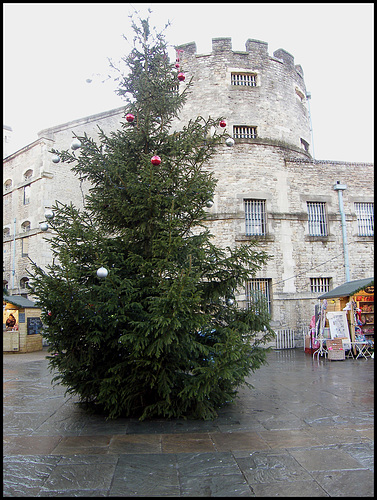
[24,169,33,181]
[307,202,328,236]
[245,199,266,235]
[246,279,271,314]
[310,277,331,293]
[355,202,374,236]
[231,73,257,86]
[21,221,31,232]
[233,126,257,139]
[20,277,29,289]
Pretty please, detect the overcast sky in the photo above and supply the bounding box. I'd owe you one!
[3,2,374,163]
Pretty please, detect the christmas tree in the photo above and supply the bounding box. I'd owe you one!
[28,15,274,420]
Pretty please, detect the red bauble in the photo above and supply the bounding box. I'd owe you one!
[177,72,185,81]
[175,63,180,69]
[219,120,226,128]
[151,155,161,166]
[126,113,135,122]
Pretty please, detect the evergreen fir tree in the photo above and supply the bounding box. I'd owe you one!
[28,15,274,420]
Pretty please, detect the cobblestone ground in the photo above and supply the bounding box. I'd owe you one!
[3,348,374,497]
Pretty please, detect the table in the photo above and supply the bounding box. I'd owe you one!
[344,341,373,359]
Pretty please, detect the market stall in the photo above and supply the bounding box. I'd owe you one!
[312,277,374,359]
[3,295,43,353]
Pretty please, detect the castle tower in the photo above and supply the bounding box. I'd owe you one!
[173,38,311,155]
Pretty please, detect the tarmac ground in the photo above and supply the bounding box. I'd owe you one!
[3,347,374,497]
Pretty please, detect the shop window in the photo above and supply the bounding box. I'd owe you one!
[4,179,12,191]
[355,202,374,236]
[24,169,33,181]
[23,185,31,205]
[20,277,29,289]
[245,199,267,236]
[231,73,257,87]
[310,277,331,294]
[246,279,271,315]
[233,126,257,139]
[307,202,328,236]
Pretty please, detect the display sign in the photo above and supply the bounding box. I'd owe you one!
[27,317,43,335]
[326,311,350,341]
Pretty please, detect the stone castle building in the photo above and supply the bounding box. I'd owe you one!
[3,38,374,340]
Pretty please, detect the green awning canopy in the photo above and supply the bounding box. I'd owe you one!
[319,277,374,299]
[3,295,39,308]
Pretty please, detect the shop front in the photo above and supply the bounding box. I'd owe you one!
[3,295,43,353]
[307,277,374,360]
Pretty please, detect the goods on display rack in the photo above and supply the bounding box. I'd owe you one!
[310,277,374,360]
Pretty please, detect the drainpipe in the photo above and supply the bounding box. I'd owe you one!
[333,182,350,282]
[12,218,16,290]
[306,91,315,159]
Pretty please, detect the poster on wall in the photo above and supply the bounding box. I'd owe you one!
[326,311,350,341]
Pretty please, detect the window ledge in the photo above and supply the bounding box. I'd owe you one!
[235,234,275,242]
[305,235,336,243]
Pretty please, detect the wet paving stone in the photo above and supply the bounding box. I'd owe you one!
[311,469,374,497]
[41,462,116,492]
[235,450,314,484]
[109,433,162,454]
[110,453,180,496]
[3,455,62,497]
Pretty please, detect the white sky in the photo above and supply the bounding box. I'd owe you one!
[3,2,374,163]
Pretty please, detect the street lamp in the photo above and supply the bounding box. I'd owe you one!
[334,181,350,282]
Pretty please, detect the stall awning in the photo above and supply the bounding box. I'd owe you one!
[319,277,374,299]
[3,295,39,308]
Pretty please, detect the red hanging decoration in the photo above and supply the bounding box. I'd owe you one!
[178,72,185,82]
[219,120,226,127]
[151,155,161,165]
[126,113,135,122]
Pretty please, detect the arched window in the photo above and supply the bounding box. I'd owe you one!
[3,227,11,238]
[20,277,29,289]
[24,169,33,181]
[21,221,31,232]
[3,280,9,290]
[4,179,12,191]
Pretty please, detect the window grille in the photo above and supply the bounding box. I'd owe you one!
[246,279,271,314]
[233,126,257,139]
[245,199,266,235]
[307,202,328,236]
[355,202,374,236]
[310,277,331,294]
[231,73,257,86]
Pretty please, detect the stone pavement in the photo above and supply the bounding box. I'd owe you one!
[3,347,374,497]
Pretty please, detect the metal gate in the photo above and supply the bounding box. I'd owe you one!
[275,328,296,349]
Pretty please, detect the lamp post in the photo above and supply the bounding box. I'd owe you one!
[334,181,350,282]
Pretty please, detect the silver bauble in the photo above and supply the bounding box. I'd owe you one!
[71,139,82,150]
[40,222,49,231]
[52,155,61,163]
[96,267,108,278]
[227,298,235,305]
[206,200,214,208]
[225,138,235,147]
[44,209,54,219]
